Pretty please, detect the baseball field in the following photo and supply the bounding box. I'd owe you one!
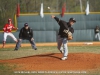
[0,42,100,75]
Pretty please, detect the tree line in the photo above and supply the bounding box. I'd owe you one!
[0,0,100,30]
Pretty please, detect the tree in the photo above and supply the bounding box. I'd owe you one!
[0,0,17,30]
[0,0,100,30]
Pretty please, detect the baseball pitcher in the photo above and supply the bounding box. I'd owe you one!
[52,15,76,60]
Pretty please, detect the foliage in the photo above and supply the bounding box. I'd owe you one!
[0,0,100,30]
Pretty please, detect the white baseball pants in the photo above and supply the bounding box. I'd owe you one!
[95,33,100,41]
[57,35,68,57]
[3,32,17,42]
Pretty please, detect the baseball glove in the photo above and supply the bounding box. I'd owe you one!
[67,31,73,40]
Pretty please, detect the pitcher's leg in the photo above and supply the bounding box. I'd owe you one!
[63,38,68,57]
[57,35,63,53]
[61,38,68,60]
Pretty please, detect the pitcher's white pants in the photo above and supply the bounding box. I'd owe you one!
[57,35,68,57]
[3,32,17,42]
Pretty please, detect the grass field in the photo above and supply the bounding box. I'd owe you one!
[0,46,100,75]
[0,46,100,59]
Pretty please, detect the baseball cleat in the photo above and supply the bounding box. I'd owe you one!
[61,57,67,60]
[34,48,37,50]
[14,49,18,51]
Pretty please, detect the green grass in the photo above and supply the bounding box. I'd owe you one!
[0,46,100,75]
[0,67,100,75]
[68,46,100,53]
[0,46,58,59]
[0,64,15,75]
[0,46,100,59]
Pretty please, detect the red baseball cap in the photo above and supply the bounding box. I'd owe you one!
[8,19,12,22]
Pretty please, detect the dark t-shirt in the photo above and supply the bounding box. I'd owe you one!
[19,27,33,39]
[95,27,100,34]
[54,17,74,38]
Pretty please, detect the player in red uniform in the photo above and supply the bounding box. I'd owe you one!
[2,19,18,48]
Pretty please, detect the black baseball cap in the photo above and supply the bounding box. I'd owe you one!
[24,23,28,27]
[69,18,76,23]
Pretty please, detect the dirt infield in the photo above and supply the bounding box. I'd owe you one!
[0,42,100,71]
[0,42,100,48]
[0,53,100,71]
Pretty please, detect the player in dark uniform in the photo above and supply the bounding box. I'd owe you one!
[52,15,76,60]
[94,26,100,41]
[14,23,37,51]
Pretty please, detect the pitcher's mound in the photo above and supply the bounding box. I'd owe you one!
[0,53,100,71]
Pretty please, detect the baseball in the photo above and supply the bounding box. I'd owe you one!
[48,7,50,9]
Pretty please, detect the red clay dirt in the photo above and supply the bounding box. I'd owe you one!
[0,42,100,71]
[0,42,100,48]
[0,53,100,71]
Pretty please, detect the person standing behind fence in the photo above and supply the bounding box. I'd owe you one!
[94,26,100,41]
[14,23,37,51]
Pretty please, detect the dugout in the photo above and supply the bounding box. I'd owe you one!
[0,13,100,43]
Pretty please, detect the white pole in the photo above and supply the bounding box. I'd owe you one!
[80,0,83,12]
